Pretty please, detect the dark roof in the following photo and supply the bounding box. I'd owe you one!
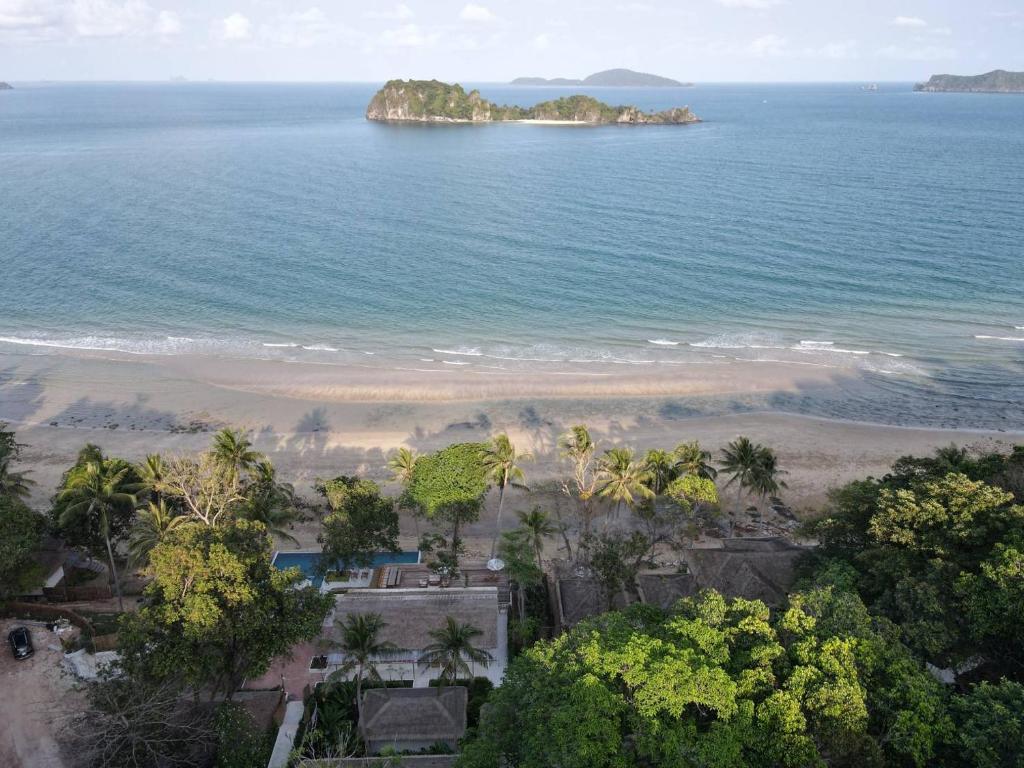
[637,573,699,609]
[680,538,807,606]
[359,687,467,743]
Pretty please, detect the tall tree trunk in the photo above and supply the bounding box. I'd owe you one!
[103,531,124,612]
[356,669,363,724]
[490,483,506,559]
[552,505,573,561]
[733,483,743,538]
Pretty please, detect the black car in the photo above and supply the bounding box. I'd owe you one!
[7,626,34,660]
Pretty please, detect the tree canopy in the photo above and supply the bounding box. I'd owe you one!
[317,475,400,573]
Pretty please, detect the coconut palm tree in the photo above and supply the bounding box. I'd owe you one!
[211,428,263,484]
[238,459,299,545]
[127,500,189,567]
[331,613,398,721]
[673,441,718,480]
[597,447,654,523]
[750,449,787,532]
[387,447,418,487]
[136,453,166,504]
[58,461,137,611]
[0,453,34,502]
[480,434,532,559]
[418,617,493,686]
[719,437,766,536]
[642,449,677,495]
[558,425,599,553]
[517,507,558,571]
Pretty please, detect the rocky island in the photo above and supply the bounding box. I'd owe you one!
[914,70,1024,93]
[0,82,12,90]
[511,68,690,87]
[366,79,700,125]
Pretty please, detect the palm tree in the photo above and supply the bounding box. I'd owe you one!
[750,449,787,532]
[719,437,766,536]
[418,617,493,686]
[0,453,34,502]
[136,453,166,504]
[673,441,718,480]
[642,449,677,495]
[517,507,558,571]
[238,459,299,545]
[128,500,189,567]
[387,447,418,487]
[597,447,654,523]
[480,434,532,559]
[58,461,137,611]
[211,428,262,484]
[558,425,599,552]
[331,613,398,721]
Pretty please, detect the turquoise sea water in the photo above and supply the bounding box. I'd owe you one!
[0,82,1022,429]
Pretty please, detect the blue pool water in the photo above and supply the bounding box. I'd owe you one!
[272,550,420,586]
[0,82,1022,428]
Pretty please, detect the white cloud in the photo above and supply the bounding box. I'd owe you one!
[892,16,927,27]
[716,0,785,8]
[155,8,178,36]
[877,43,956,60]
[748,33,786,56]
[260,7,337,48]
[379,22,436,47]
[816,39,857,59]
[364,3,413,21]
[459,3,495,22]
[0,0,61,30]
[532,31,550,49]
[68,0,156,37]
[220,12,251,41]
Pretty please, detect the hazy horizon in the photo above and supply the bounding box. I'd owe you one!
[1,1,1022,84]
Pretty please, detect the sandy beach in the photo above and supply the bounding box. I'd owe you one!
[3,347,1021,526]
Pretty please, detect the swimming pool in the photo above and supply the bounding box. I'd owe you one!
[272,550,420,587]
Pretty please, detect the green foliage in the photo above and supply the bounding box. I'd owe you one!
[51,446,140,553]
[0,422,34,502]
[214,702,273,768]
[403,442,488,553]
[317,476,399,572]
[586,530,650,609]
[118,519,333,698]
[0,494,44,597]
[951,680,1024,768]
[419,616,494,686]
[458,589,952,768]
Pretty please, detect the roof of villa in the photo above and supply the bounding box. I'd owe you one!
[359,686,467,743]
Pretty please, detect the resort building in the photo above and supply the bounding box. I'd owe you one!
[359,686,468,755]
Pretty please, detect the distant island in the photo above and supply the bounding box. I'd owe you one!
[914,70,1024,93]
[366,79,699,125]
[0,82,12,90]
[511,68,690,87]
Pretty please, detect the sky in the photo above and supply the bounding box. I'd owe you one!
[1,0,1022,82]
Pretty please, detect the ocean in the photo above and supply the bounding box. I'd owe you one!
[1,82,1022,429]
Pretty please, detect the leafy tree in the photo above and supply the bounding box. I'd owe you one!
[498,528,543,620]
[118,520,333,699]
[419,617,494,686]
[136,453,167,505]
[317,476,400,574]
[480,434,531,558]
[156,452,246,526]
[330,613,399,721]
[56,457,139,610]
[402,443,489,554]
[596,447,653,521]
[0,495,45,597]
[750,447,787,529]
[951,680,1024,768]
[587,530,650,608]
[213,702,273,768]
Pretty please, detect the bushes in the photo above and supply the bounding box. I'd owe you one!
[214,703,274,768]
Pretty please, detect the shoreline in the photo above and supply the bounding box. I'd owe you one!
[3,347,1022,516]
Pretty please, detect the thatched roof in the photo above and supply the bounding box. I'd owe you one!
[556,577,631,629]
[360,687,467,743]
[332,591,499,650]
[637,573,699,609]
[679,538,807,606]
